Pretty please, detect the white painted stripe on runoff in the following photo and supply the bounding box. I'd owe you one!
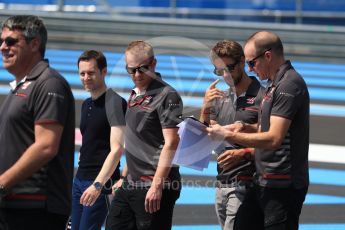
[309,143,345,164]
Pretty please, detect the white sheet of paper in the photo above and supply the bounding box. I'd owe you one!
[173,118,223,171]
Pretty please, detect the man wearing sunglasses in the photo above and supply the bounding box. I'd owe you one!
[0,15,75,229]
[207,31,310,230]
[200,40,265,230]
[106,40,183,230]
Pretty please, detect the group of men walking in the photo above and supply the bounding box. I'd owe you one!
[0,14,309,230]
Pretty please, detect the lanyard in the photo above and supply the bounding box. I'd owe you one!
[128,91,150,108]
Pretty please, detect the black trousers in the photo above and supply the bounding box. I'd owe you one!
[0,208,68,230]
[235,184,308,230]
[0,209,7,230]
[106,187,180,230]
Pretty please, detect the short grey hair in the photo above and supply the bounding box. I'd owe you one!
[2,15,47,57]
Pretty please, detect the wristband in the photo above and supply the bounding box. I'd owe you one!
[242,148,252,154]
[242,148,253,161]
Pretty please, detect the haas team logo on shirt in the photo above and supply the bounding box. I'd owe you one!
[246,97,256,104]
[21,81,32,90]
[141,96,153,106]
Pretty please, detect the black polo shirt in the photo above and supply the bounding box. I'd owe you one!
[76,89,127,192]
[211,77,265,183]
[124,73,183,187]
[0,60,75,215]
[256,61,310,189]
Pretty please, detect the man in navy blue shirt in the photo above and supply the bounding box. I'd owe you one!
[71,50,126,230]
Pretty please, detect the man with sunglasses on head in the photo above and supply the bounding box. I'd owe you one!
[71,50,127,230]
[200,40,265,230]
[207,31,310,230]
[0,15,75,229]
[106,40,183,230]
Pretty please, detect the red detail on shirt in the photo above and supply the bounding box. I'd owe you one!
[5,194,47,201]
[15,93,27,97]
[243,107,258,112]
[262,174,291,180]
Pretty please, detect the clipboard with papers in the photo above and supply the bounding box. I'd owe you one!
[172,117,223,171]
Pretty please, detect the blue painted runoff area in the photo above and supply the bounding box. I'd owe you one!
[74,153,345,187]
[1,49,345,104]
[74,154,345,205]
[1,84,344,117]
[178,160,345,187]
[310,104,345,117]
[309,168,345,186]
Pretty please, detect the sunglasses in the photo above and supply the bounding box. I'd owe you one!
[126,63,151,75]
[246,48,271,68]
[213,61,238,76]
[0,37,20,47]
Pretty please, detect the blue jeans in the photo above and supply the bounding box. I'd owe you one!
[72,177,109,230]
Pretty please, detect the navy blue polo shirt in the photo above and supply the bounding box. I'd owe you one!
[76,89,127,192]
[0,60,75,215]
[124,73,183,186]
[256,61,310,189]
[210,77,265,183]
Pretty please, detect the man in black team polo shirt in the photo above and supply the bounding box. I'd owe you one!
[106,40,183,230]
[200,40,265,230]
[0,15,75,229]
[71,50,126,230]
[207,31,310,230]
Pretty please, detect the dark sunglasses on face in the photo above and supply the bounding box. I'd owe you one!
[246,48,271,68]
[126,63,151,74]
[0,37,19,47]
[213,61,238,76]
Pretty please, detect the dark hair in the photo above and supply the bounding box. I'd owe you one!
[210,40,244,63]
[77,50,107,71]
[2,15,47,57]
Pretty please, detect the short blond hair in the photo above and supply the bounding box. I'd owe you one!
[125,40,154,59]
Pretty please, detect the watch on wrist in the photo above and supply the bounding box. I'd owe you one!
[0,184,7,197]
[234,120,245,130]
[93,182,103,191]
